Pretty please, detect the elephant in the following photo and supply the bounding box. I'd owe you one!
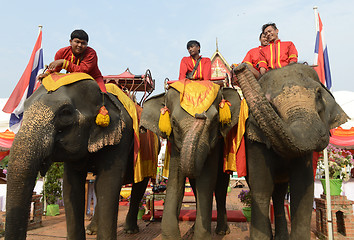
[85,177,150,235]
[5,75,154,240]
[140,81,241,239]
[233,63,349,240]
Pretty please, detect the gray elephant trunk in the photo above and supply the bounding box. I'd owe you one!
[180,118,209,177]
[234,64,325,158]
[5,102,54,240]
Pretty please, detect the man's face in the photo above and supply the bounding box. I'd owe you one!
[263,26,279,42]
[260,34,269,47]
[188,44,200,57]
[70,38,88,56]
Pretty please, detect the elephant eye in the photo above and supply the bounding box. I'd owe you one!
[56,106,75,127]
[315,87,322,101]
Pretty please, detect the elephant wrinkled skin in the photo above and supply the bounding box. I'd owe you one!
[140,86,241,239]
[5,78,146,240]
[234,63,349,240]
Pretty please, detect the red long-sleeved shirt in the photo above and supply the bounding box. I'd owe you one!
[51,46,106,92]
[242,46,263,71]
[179,56,211,80]
[258,39,298,70]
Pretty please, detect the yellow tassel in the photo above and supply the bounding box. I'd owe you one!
[96,106,110,127]
[159,106,172,137]
[219,99,231,126]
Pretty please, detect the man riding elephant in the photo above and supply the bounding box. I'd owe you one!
[179,40,211,81]
[37,29,106,93]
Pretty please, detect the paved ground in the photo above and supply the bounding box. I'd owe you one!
[0,180,320,239]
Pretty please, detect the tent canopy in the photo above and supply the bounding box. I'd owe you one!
[330,127,354,150]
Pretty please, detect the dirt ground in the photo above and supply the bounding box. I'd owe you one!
[0,180,320,239]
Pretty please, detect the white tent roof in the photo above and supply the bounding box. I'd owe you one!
[332,91,354,129]
[0,98,10,132]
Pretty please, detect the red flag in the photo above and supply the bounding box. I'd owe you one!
[313,10,332,89]
[2,28,44,133]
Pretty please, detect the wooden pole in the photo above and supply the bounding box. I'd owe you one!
[314,7,333,239]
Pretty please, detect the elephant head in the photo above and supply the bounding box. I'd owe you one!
[5,78,130,239]
[234,63,348,158]
[140,83,241,178]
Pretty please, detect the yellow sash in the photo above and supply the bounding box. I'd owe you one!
[162,141,171,179]
[135,129,159,182]
[105,83,143,183]
[223,99,248,172]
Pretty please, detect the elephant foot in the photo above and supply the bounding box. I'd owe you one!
[85,223,97,235]
[124,224,139,234]
[85,228,97,235]
[215,224,230,235]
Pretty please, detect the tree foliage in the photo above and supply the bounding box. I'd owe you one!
[43,163,64,205]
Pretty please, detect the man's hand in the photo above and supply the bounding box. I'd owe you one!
[48,59,65,71]
[36,73,49,81]
[259,67,267,76]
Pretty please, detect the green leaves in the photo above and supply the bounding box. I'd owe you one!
[42,163,64,205]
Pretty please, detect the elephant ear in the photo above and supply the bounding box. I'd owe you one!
[307,67,349,129]
[88,93,127,152]
[219,87,242,138]
[318,83,349,129]
[140,93,166,138]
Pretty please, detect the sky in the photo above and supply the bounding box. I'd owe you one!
[0,0,353,100]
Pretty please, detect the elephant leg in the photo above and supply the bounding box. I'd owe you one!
[188,178,197,231]
[94,146,129,240]
[161,151,186,240]
[189,178,197,199]
[289,154,313,240]
[193,148,219,240]
[273,182,289,240]
[86,181,98,235]
[85,208,98,235]
[214,170,230,235]
[63,162,87,240]
[247,140,274,240]
[124,177,149,233]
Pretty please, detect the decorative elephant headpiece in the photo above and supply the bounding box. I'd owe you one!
[140,79,241,139]
[23,73,129,161]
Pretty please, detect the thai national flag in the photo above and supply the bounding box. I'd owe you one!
[313,11,332,90]
[2,28,44,133]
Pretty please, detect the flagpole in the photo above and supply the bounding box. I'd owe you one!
[37,25,47,215]
[314,6,333,240]
[313,7,319,66]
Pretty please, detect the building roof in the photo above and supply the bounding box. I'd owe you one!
[210,40,232,79]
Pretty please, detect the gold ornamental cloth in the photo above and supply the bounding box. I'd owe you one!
[42,72,94,91]
[169,79,220,117]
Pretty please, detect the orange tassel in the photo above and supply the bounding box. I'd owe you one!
[96,106,110,127]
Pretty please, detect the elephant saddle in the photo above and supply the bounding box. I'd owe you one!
[169,79,220,117]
